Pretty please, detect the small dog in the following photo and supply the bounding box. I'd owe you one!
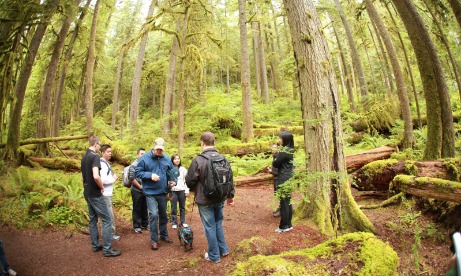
[177,224,193,252]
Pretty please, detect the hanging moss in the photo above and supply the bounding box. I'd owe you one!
[231,232,398,275]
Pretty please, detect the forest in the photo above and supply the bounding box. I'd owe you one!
[1,0,461,274]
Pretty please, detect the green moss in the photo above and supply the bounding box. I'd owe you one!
[236,237,272,260]
[442,158,461,181]
[362,159,399,176]
[231,232,398,275]
[404,161,418,176]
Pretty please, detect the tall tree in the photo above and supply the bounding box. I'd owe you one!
[84,0,102,135]
[365,0,413,149]
[283,0,374,234]
[392,0,455,159]
[447,0,461,30]
[4,0,60,160]
[238,0,254,142]
[333,0,369,97]
[130,0,156,134]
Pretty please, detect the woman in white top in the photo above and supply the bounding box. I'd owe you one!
[170,154,189,228]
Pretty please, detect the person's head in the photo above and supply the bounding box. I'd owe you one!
[153,138,165,157]
[278,131,294,148]
[200,132,215,147]
[171,154,181,167]
[272,142,280,154]
[89,136,101,151]
[137,148,146,158]
[100,144,112,161]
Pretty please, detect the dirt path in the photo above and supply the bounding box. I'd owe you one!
[0,186,453,275]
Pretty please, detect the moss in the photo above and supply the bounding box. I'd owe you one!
[362,159,399,176]
[442,158,461,181]
[404,161,418,176]
[236,237,272,260]
[231,232,398,275]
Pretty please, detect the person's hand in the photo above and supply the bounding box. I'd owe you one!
[113,173,118,181]
[227,198,234,206]
[168,181,176,187]
[266,166,272,174]
[151,173,160,181]
[185,193,189,197]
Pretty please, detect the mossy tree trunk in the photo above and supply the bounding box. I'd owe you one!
[283,0,374,235]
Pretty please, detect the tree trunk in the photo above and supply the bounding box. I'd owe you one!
[84,0,101,135]
[448,0,461,30]
[238,0,254,143]
[256,21,269,104]
[251,21,262,98]
[333,0,368,97]
[4,0,60,160]
[283,0,374,234]
[391,0,455,159]
[130,0,156,134]
[365,0,413,149]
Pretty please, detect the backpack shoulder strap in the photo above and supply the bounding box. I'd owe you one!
[100,158,111,176]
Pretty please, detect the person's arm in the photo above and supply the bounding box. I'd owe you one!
[272,151,291,168]
[227,161,235,206]
[92,167,104,192]
[180,167,189,194]
[129,165,142,189]
[135,158,152,180]
[185,158,199,191]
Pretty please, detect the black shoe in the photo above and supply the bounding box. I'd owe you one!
[160,236,173,243]
[92,245,103,252]
[103,249,122,257]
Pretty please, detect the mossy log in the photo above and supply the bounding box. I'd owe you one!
[352,158,461,191]
[391,175,461,203]
[235,173,274,186]
[27,157,81,172]
[253,126,303,138]
[346,146,396,172]
[0,135,88,148]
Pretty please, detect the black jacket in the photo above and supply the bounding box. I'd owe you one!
[185,147,235,205]
[272,147,294,186]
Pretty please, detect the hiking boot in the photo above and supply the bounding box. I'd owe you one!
[160,236,173,243]
[151,242,158,250]
[92,245,103,252]
[103,249,121,257]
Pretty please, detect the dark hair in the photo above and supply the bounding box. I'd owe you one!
[89,136,100,147]
[137,148,145,154]
[279,131,294,149]
[171,154,182,167]
[201,131,215,146]
[100,144,111,153]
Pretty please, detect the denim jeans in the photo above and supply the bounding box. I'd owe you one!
[0,239,11,272]
[146,194,169,243]
[170,190,186,226]
[198,201,229,262]
[84,195,113,252]
[103,195,116,235]
[131,189,148,229]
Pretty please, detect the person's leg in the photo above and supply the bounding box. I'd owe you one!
[278,196,291,229]
[104,195,116,235]
[88,196,113,252]
[287,197,293,228]
[156,195,169,238]
[84,195,100,249]
[0,239,11,272]
[131,190,142,229]
[178,190,186,225]
[140,194,149,228]
[214,201,229,256]
[198,204,220,262]
[146,195,159,243]
[170,192,179,226]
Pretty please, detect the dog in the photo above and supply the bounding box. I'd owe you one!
[177,224,193,252]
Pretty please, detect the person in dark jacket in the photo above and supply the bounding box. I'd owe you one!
[185,131,235,263]
[135,138,175,250]
[273,131,295,233]
[130,148,148,234]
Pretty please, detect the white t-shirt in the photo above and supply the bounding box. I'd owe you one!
[100,159,116,196]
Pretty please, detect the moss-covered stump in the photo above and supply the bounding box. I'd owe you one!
[352,158,461,191]
[231,232,399,275]
[391,175,461,203]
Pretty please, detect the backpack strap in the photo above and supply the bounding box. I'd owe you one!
[100,158,112,176]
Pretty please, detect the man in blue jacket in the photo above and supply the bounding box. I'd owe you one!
[135,138,175,250]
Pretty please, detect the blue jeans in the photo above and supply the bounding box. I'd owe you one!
[198,201,229,262]
[146,194,169,243]
[0,239,11,273]
[85,195,113,252]
[103,195,116,235]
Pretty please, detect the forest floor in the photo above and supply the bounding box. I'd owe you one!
[0,185,455,275]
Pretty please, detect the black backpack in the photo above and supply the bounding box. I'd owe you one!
[200,153,233,200]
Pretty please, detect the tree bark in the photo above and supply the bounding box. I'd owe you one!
[238,0,254,143]
[448,0,461,30]
[251,21,262,98]
[256,21,269,104]
[163,22,180,137]
[283,0,374,234]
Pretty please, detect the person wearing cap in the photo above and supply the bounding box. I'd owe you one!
[135,138,176,250]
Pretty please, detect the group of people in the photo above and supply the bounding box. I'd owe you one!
[80,131,236,263]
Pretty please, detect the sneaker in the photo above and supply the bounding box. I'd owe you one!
[7,268,17,276]
[275,227,293,233]
[272,210,280,217]
[182,223,189,228]
[92,245,103,252]
[221,253,229,257]
[172,224,178,229]
[134,228,142,234]
[112,235,121,241]
[103,248,122,257]
[204,252,220,263]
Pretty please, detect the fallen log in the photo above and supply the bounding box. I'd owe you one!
[27,157,80,172]
[391,175,461,203]
[345,146,396,172]
[351,158,461,191]
[235,173,274,187]
[0,135,88,148]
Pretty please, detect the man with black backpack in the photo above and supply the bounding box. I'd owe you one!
[185,131,235,263]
